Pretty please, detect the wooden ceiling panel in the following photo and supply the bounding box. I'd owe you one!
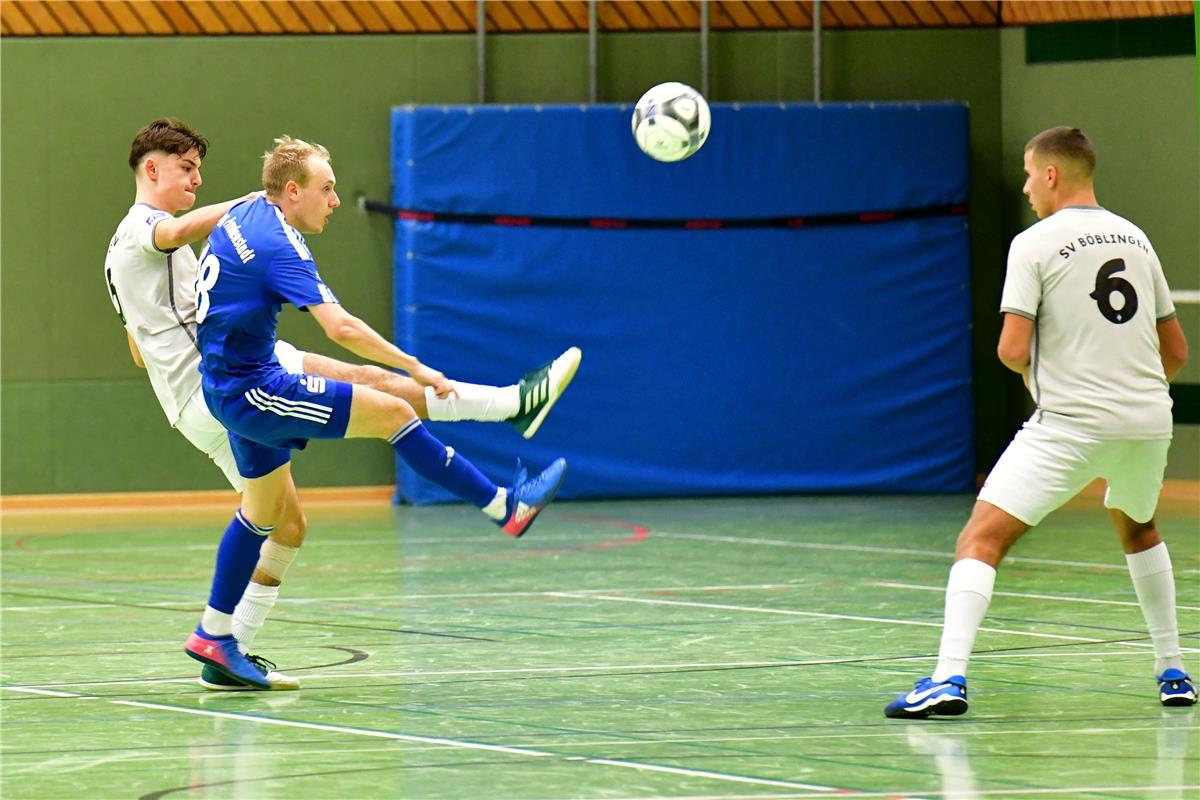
[5,1,37,36]
[670,0,702,27]
[128,1,175,34]
[73,1,122,34]
[20,1,66,35]
[508,0,555,30]
[49,0,94,34]
[486,1,522,31]
[555,1,590,28]
[854,1,894,26]
[1,0,1192,35]
[345,1,390,33]
[319,0,367,32]
[596,2,632,31]
[934,1,973,24]
[882,2,921,26]
[182,2,232,34]
[638,0,685,28]
[291,1,337,33]
[902,0,949,25]
[105,1,150,33]
[774,1,812,26]
[824,1,868,27]
[371,1,419,32]
[752,1,789,27]
[531,1,579,30]
[616,1,655,28]
[424,1,473,32]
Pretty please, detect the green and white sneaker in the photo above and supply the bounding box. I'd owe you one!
[198,654,300,691]
[511,347,582,440]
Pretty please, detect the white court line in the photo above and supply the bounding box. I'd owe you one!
[543,787,1198,800]
[9,649,1190,691]
[1,533,621,557]
[1171,289,1200,304]
[876,582,1200,612]
[652,532,1135,571]
[0,583,802,612]
[0,686,838,793]
[549,593,1182,649]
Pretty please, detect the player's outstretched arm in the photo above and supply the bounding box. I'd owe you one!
[1158,317,1189,382]
[307,302,455,396]
[152,191,261,252]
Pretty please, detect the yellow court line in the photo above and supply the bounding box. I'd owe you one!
[0,485,395,514]
[0,479,1195,516]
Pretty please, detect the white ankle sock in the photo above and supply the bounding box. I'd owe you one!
[1126,542,1185,675]
[232,582,280,653]
[200,606,233,637]
[932,558,996,682]
[482,488,508,521]
[425,383,519,422]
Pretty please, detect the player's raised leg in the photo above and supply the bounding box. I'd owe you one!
[299,346,582,437]
[344,384,566,537]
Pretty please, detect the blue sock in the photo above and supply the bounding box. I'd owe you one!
[206,510,271,616]
[389,420,498,508]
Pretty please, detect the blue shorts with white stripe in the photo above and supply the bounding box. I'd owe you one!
[203,370,354,479]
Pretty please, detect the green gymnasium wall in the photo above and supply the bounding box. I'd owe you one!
[0,27,1194,494]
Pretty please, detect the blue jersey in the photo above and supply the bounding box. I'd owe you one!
[196,196,338,396]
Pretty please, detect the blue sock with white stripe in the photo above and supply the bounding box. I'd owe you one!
[207,510,272,616]
[389,420,498,508]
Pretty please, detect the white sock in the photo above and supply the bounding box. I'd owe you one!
[232,582,281,653]
[1126,542,1185,676]
[932,558,996,681]
[200,605,233,637]
[425,382,519,422]
[482,487,508,521]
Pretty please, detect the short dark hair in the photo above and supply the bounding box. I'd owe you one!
[128,118,208,170]
[1024,126,1096,178]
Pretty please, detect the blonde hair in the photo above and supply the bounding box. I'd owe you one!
[262,135,331,196]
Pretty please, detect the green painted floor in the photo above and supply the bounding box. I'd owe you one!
[2,494,1197,799]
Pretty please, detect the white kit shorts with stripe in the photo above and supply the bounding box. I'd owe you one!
[978,420,1170,526]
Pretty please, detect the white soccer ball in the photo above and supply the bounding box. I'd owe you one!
[631,82,711,162]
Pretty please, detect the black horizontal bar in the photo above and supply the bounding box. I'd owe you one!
[361,198,968,230]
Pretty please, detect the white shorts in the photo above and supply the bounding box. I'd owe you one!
[173,340,308,492]
[978,421,1170,526]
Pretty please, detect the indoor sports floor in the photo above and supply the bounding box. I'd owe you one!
[2,491,1197,799]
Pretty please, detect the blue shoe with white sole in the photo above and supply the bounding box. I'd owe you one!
[1158,669,1197,707]
[885,675,969,719]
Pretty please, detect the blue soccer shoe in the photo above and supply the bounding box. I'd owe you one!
[500,458,567,538]
[185,630,272,690]
[1158,669,1197,707]
[885,675,969,719]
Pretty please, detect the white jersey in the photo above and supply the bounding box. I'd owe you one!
[1001,206,1176,440]
[104,203,202,425]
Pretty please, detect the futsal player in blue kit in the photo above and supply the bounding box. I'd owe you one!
[185,135,568,687]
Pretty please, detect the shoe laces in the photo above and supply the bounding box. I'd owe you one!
[245,654,277,674]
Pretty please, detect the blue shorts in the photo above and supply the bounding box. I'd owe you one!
[204,371,354,479]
